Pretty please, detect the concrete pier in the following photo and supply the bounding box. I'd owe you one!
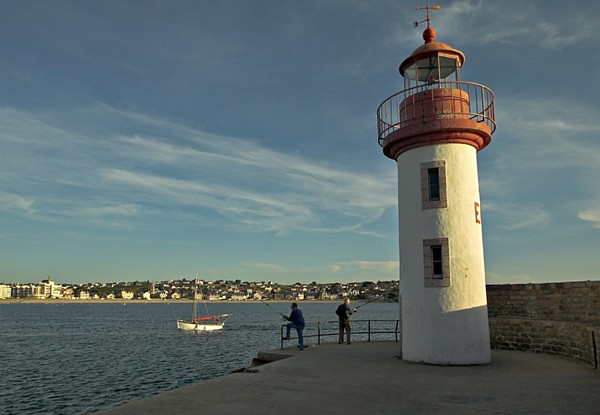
[94,341,599,415]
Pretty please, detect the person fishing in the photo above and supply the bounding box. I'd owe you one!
[336,297,357,345]
[280,302,305,351]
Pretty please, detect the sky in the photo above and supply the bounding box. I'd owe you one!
[1,0,598,285]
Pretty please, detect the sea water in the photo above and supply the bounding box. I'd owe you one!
[0,301,399,414]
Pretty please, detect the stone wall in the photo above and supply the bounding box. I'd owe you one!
[486,281,600,370]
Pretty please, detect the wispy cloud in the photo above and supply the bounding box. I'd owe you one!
[481,97,600,207]
[486,271,552,284]
[441,0,595,50]
[578,208,600,230]
[485,201,550,231]
[0,104,396,236]
[0,191,35,215]
[246,262,287,273]
[77,204,140,217]
[330,260,398,274]
[101,167,313,234]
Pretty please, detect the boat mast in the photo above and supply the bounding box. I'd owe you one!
[192,275,198,321]
[201,284,210,317]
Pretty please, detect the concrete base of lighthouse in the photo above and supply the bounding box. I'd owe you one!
[397,144,491,365]
[401,303,491,365]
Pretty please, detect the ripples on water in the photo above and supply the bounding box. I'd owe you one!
[0,301,398,414]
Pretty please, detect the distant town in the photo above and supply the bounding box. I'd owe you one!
[0,276,399,302]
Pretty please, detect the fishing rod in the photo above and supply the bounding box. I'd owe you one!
[261,300,287,319]
[355,294,387,309]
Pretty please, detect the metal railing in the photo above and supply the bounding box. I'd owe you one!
[280,319,399,349]
[377,80,496,147]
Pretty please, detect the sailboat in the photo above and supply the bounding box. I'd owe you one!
[177,278,231,331]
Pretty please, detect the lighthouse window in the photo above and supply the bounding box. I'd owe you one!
[421,161,447,209]
[403,54,460,89]
[431,245,443,277]
[438,55,460,82]
[428,168,440,201]
[423,238,450,287]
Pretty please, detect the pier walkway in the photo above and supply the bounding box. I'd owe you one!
[95,341,599,415]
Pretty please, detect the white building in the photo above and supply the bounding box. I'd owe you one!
[78,291,91,300]
[120,290,134,300]
[0,284,12,299]
[38,277,63,299]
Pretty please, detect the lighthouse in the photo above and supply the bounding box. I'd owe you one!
[377,7,496,365]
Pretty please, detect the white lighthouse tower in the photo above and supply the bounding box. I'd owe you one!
[377,7,496,365]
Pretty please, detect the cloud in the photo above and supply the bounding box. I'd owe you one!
[101,167,313,234]
[101,110,397,235]
[0,104,396,236]
[441,0,595,50]
[330,260,398,274]
[0,192,35,214]
[77,204,139,217]
[481,97,600,202]
[246,263,287,273]
[485,201,550,231]
[578,209,600,229]
[486,271,550,284]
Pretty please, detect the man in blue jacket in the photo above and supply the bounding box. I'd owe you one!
[281,302,305,350]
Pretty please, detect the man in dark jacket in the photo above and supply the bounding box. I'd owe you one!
[336,298,357,344]
[281,302,305,350]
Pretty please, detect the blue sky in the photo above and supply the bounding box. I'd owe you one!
[1,0,598,285]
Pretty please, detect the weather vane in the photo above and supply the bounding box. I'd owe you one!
[413,2,441,28]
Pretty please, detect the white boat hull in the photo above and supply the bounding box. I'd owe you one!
[177,319,224,331]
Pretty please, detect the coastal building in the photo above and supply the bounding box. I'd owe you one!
[0,284,11,299]
[0,278,399,302]
[37,277,63,299]
[377,7,496,364]
[12,284,34,298]
[119,290,134,300]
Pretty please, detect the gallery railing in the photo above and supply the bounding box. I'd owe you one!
[280,319,399,349]
[377,80,496,147]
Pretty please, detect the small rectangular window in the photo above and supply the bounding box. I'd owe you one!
[431,245,443,278]
[428,168,440,201]
[423,238,450,287]
[421,161,447,209]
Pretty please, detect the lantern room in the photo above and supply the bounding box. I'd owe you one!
[377,24,496,159]
[399,26,465,90]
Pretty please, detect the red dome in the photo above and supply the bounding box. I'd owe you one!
[422,27,436,43]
